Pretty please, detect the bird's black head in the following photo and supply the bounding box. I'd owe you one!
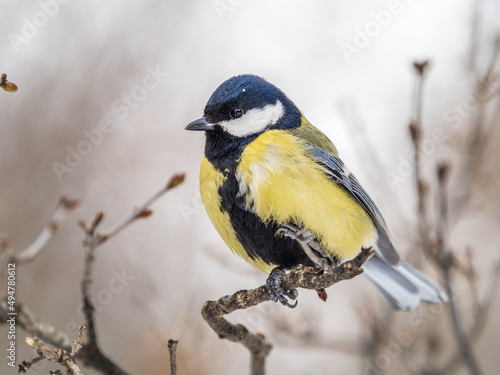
[185,74,301,138]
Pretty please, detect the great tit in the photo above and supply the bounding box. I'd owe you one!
[186,74,447,310]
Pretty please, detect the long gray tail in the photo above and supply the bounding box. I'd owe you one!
[363,252,448,310]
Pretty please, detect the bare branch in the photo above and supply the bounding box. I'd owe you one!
[168,339,178,375]
[0,174,184,375]
[0,295,128,375]
[202,247,374,375]
[439,244,500,375]
[469,0,484,72]
[98,172,185,244]
[409,60,434,260]
[0,196,79,278]
[21,333,84,375]
[0,296,73,349]
[17,356,44,373]
[14,196,80,264]
[77,173,185,374]
[451,35,500,219]
[71,325,87,357]
[435,163,482,375]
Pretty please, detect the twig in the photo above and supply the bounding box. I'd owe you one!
[0,196,79,279]
[168,339,178,375]
[98,173,185,244]
[469,0,484,72]
[409,60,433,259]
[80,212,104,356]
[17,355,44,373]
[15,196,80,264]
[436,163,482,375]
[202,247,374,375]
[71,325,87,356]
[0,296,125,374]
[451,36,500,219]
[1,173,184,375]
[21,330,86,375]
[0,296,73,348]
[439,243,500,375]
[77,173,185,375]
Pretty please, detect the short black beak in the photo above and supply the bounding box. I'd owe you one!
[185,117,216,131]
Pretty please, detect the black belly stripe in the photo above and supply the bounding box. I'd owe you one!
[219,171,317,268]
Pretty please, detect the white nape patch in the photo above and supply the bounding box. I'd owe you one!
[220,100,284,137]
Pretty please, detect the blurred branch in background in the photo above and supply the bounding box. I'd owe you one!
[197,30,500,375]
[0,196,79,277]
[347,33,500,375]
[0,173,185,374]
[451,36,500,220]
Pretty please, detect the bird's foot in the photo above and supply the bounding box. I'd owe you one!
[266,267,298,308]
[276,223,315,243]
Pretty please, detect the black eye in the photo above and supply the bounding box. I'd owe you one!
[230,108,244,119]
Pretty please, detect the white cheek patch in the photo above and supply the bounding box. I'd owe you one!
[220,100,284,137]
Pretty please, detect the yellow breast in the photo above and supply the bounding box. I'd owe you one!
[200,155,272,272]
[199,129,378,273]
[236,130,377,261]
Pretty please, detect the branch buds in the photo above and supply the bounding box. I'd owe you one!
[413,60,430,76]
[60,196,80,210]
[137,208,153,218]
[1,73,18,92]
[167,172,186,190]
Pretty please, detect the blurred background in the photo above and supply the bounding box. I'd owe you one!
[1,0,499,374]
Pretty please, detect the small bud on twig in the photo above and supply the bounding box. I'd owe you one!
[1,73,18,92]
[413,60,430,76]
[77,220,87,231]
[167,172,186,190]
[60,196,80,210]
[89,212,105,232]
[137,208,153,218]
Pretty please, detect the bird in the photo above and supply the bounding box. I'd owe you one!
[185,74,447,310]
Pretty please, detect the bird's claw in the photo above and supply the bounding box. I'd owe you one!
[266,267,298,308]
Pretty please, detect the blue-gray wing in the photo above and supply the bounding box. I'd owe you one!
[306,144,400,265]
